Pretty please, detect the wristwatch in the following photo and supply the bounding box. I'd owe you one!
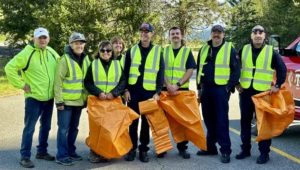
[275,84,280,88]
[176,82,182,87]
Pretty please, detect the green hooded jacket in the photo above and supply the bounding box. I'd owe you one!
[5,44,59,101]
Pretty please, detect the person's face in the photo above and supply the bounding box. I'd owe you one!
[251,30,266,47]
[169,29,182,44]
[70,41,85,55]
[34,36,49,49]
[140,30,153,44]
[211,31,224,45]
[99,45,112,61]
[112,40,123,54]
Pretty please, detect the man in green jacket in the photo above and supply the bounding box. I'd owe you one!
[5,27,60,168]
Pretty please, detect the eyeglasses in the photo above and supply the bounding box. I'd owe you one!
[252,29,264,34]
[100,49,112,53]
[140,30,150,34]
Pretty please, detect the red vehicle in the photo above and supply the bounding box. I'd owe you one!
[272,36,300,120]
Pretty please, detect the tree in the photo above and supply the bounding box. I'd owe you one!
[227,0,261,50]
[260,0,300,47]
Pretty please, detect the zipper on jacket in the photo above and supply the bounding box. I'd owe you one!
[42,49,51,99]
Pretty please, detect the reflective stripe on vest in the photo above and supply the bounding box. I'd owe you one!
[120,54,125,69]
[164,45,190,88]
[92,59,121,93]
[240,44,274,91]
[62,55,90,100]
[197,42,232,85]
[129,44,161,90]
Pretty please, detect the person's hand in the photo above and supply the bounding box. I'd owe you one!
[235,84,243,94]
[124,91,131,102]
[153,93,160,100]
[166,83,175,93]
[270,86,280,94]
[98,92,106,100]
[106,93,114,100]
[57,105,64,110]
[23,84,31,93]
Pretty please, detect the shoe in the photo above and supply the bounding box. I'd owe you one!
[196,150,218,156]
[157,152,167,158]
[19,158,34,168]
[56,158,73,166]
[139,151,149,163]
[179,150,190,159]
[256,154,269,164]
[70,153,83,161]
[88,151,108,163]
[124,150,136,161]
[36,153,55,161]
[235,151,251,160]
[220,153,230,163]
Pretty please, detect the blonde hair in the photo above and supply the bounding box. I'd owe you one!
[110,36,125,53]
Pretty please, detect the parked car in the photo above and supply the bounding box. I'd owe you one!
[271,36,300,120]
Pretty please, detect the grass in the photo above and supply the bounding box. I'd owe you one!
[0,77,22,97]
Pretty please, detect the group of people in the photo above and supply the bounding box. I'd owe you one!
[4,22,287,168]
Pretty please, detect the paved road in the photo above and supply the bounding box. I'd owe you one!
[0,90,300,169]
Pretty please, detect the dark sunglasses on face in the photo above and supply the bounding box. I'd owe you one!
[252,29,264,34]
[100,49,112,53]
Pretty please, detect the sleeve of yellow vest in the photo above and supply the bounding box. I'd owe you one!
[54,56,69,104]
[4,50,29,89]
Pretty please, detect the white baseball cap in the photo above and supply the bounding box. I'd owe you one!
[34,27,49,38]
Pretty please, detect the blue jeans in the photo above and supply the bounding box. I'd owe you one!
[56,106,82,160]
[20,97,54,159]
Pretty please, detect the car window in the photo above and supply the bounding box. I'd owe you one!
[296,42,300,56]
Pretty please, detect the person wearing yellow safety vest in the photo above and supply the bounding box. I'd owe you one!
[111,36,126,69]
[123,23,164,163]
[196,25,240,164]
[54,32,91,166]
[158,26,196,159]
[235,25,287,164]
[84,40,126,163]
[4,27,60,168]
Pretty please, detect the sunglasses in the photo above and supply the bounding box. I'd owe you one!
[100,49,112,53]
[140,30,150,34]
[252,29,264,34]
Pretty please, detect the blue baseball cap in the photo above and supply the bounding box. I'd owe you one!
[139,23,154,32]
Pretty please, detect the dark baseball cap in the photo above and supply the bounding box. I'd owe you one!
[252,25,265,32]
[211,24,225,32]
[139,23,154,32]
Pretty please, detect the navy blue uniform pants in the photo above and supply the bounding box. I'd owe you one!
[239,88,271,154]
[201,85,232,155]
[128,88,155,152]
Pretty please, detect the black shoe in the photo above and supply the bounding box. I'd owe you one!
[220,153,230,163]
[256,154,269,164]
[235,151,251,160]
[124,150,136,161]
[179,150,190,159]
[157,152,167,158]
[139,151,149,163]
[196,150,218,156]
[19,158,34,168]
[36,153,55,161]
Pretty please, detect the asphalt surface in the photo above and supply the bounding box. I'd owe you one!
[1,84,300,169]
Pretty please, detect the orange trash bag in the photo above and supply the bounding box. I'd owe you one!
[252,88,295,142]
[86,96,139,159]
[139,99,173,154]
[159,91,207,151]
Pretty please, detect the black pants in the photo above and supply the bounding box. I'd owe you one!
[239,88,271,154]
[201,85,232,155]
[128,87,155,152]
